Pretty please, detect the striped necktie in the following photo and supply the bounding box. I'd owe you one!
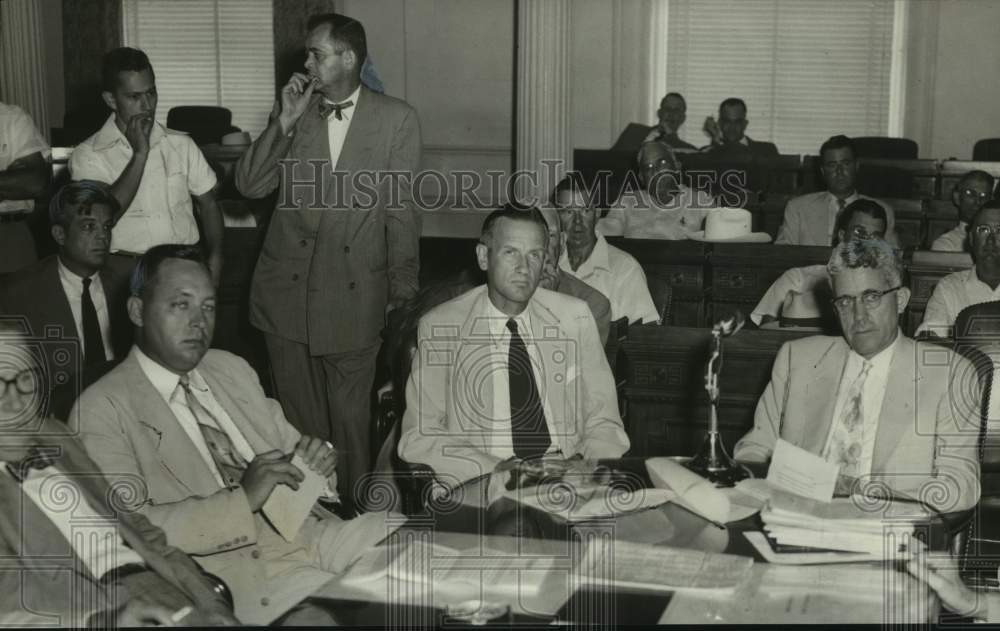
[177,374,248,488]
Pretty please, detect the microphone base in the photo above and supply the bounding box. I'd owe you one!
[685,432,751,488]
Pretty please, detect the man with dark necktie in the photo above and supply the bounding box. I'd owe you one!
[235,13,421,508]
[0,181,131,417]
[398,206,629,489]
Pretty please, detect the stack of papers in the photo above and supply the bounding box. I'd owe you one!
[577,539,753,593]
[761,488,931,558]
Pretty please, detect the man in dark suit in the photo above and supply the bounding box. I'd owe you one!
[0,321,236,627]
[611,92,697,153]
[701,97,779,159]
[235,13,421,507]
[0,180,131,419]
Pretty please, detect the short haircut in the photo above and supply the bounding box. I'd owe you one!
[971,199,1000,227]
[819,135,856,160]
[827,238,904,289]
[479,204,548,249]
[958,169,996,192]
[719,97,747,118]
[307,13,368,71]
[662,92,686,109]
[549,171,597,208]
[130,244,209,299]
[637,139,680,170]
[49,180,120,229]
[835,199,887,234]
[101,47,154,93]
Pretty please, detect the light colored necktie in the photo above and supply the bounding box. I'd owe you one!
[177,374,248,487]
[825,361,873,480]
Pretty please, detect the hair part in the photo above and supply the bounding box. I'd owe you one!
[130,244,209,299]
[835,199,887,233]
[308,13,368,73]
[101,47,154,93]
[49,180,120,229]
[958,169,996,192]
[819,134,856,160]
[479,204,549,249]
[971,199,1000,227]
[827,238,904,289]
[637,140,680,170]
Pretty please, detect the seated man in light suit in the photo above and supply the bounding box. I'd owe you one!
[0,319,236,627]
[398,206,630,488]
[72,244,397,625]
[735,238,981,512]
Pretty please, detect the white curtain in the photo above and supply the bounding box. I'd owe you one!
[0,0,50,141]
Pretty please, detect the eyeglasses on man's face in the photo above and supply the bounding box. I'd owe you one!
[845,225,885,240]
[961,188,991,202]
[973,223,1000,238]
[831,285,903,313]
[0,368,40,399]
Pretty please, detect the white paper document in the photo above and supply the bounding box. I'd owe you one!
[263,453,329,542]
[766,438,838,501]
[645,457,731,523]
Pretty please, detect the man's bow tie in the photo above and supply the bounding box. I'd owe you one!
[6,447,59,483]
[319,99,354,120]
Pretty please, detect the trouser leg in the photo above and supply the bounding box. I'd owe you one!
[263,332,332,441]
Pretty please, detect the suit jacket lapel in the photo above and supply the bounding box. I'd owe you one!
[41,257,78,342]
[796,338,849,454]
[120,356,219,497]
[198,366,274,454]
[528,295,570,453]
[872,337,914,471]
[456,289,494,447]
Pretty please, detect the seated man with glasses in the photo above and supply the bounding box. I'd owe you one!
[931,170,996,252]
[751,199,886,328]
[919,200,1000,337]
[598,140,714,239]
[735,238,981,512]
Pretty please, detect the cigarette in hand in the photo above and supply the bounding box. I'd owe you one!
[170,605,193,623]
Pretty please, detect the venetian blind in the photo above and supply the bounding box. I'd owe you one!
[665,0,895,155]
[122,0,275,138]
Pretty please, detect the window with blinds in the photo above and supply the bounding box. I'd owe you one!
[665,0,896,155]
[122,0,275,138]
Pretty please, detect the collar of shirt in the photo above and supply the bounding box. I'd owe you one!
[56,256,100,293]
[559,232,612,276]
[132,344,203,404]
[828,190,860,209]
[91,113,166,152]
[483,293,532,348]
[323,85,362,123]
[969,265,1000,291]
[641,185,695,211]
[844,329,900,379]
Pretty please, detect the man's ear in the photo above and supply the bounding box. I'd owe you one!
[51,224,67,247]
[101,91,117,112]
[344,50,358,74]
[127,296,144,327]
[475,243,488,272]
[896,286,911,314]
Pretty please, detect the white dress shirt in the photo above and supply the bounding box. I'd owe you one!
[916,267,1000,337]
[931,222,968,252]
[324,85,361,170]
[68,115,217,254]
[825,191,861,239]
[0,102,51,214]
[821,333,899,477]
[7,465,145,579]
[57,258,114,360]
[482,298,558,459]
[558,233,660,325]
[134,346,255,489]
[598,186,716,240]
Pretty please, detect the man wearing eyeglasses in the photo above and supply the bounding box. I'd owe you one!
[775,135,895,246]
[931,171,996,252]
[0,320,238,626]
[919,201,1000,338]
[736,238,981,512]
[598,140,714,239]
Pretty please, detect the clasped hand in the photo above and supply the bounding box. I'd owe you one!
[241,437,337,512]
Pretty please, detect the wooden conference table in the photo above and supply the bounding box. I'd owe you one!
[298,458,959,626]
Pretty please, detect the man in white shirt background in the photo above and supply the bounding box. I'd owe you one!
[775,134,895,246]
[0,180,131,419]
[931,170,996,252]
[0,100,50,274]
[69,47,224,290]
[556,173,660,325]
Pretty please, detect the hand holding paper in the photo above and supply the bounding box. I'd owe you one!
[263,452,329,542]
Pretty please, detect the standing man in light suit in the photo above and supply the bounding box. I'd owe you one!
[236,13,421,507]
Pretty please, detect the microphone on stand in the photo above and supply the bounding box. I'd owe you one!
[712,310,746,337]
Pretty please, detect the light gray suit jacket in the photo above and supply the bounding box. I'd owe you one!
[236,87,422,355]
[398,286,630,486]
[775,191,895,246]
[734,335,982,512]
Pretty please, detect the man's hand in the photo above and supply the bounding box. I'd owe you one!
[111,597,183,626]
[906,549,986,620]
[240,450,304,512]
[703,116,722,145]
[295,436,337,478]
[125,111,154,156]
[278,72,316,134]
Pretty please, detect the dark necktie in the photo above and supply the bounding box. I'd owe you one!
[81,277,106,366]
[6,446,59,483]
[318,99,354,120]
[507,319,551,459]
[178,374,248,488]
